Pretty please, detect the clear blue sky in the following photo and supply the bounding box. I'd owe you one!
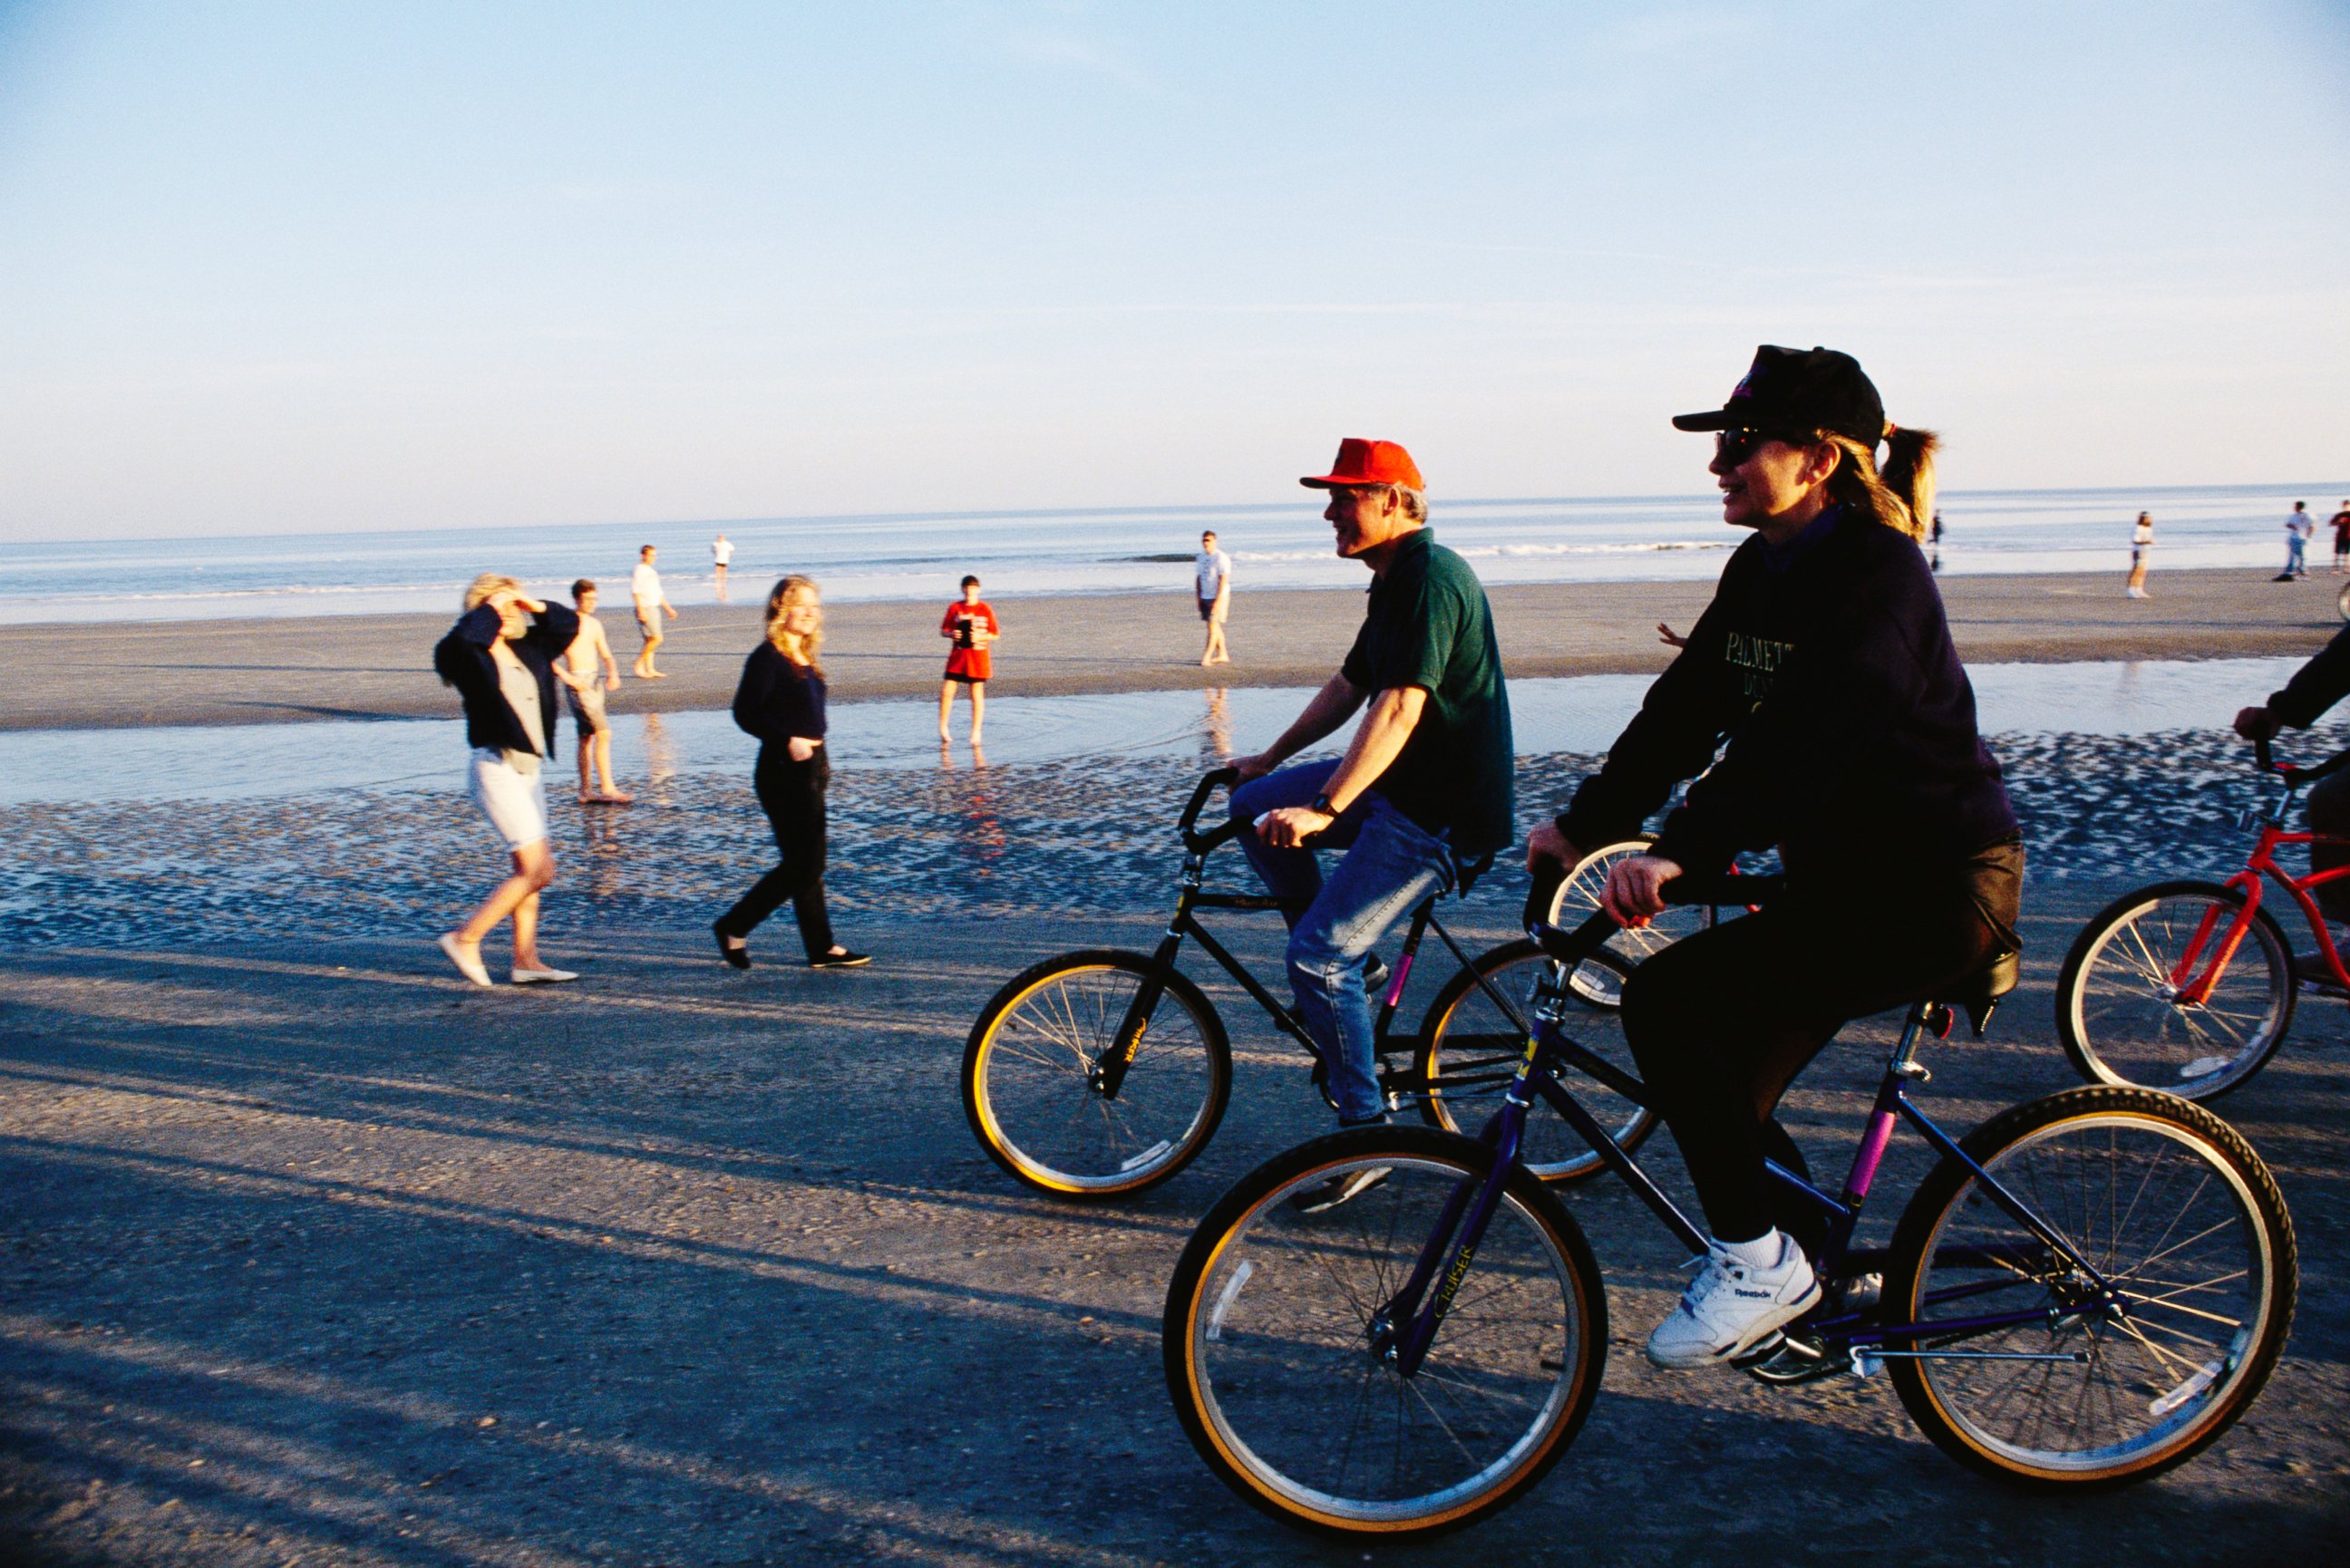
[2,1,2345,541]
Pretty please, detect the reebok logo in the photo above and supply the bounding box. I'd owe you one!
[1733,1288,1772,1299]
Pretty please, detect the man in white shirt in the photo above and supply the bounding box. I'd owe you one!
[2283,502,2315,581]
[630,545,677,678]
[1195,529,1233,666]
[712,532,735,595]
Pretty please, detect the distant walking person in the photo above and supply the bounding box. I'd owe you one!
[1928,508,1945,572]
[1196,530,1234,665]
[2280,502,2314,581]
[2330,500,2350,575]
[938,575,1001,745]
[2126,512,2154,599]
[713,576,869,970]
[712,532,735,592]
[631,545,677,677]
[431,575,582,988]
[560,579,631,804]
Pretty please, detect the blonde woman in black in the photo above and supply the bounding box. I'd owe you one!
[714,576,869,969]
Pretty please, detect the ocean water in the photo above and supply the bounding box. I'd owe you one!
[0,659,2315,808]
[8,482,2342,625]
[5,661,2338,949]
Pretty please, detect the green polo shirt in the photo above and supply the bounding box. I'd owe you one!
[1338,528,1515,854]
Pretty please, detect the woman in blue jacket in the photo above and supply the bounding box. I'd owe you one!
[432,574,580,987]
[1528,347,2021,1370]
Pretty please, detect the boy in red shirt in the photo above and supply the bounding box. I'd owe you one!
[938,575,1002,745]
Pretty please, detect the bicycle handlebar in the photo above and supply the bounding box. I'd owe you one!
[1178,767,1239,851]
[1524,862,1784,966]
[1177,766,1339,857]
[2252,735,2350,789]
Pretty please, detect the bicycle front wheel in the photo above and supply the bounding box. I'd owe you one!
[2054,880,2294,1100]
[961,950,1229,1198]
[1549,836,1715,964]
[1413,941,1655,1183]
[1885,1087,2296,1488]
[1163,1126,1607,1538]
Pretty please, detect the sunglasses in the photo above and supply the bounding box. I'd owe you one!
[1714,427,1821,465]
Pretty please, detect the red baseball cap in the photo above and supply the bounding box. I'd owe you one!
[1299,438,1425,491]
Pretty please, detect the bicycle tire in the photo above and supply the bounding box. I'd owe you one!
[1410,940,1656,1183]
[1550,836,1716,964]
[1883,1086,2296,1489]
[1162,1126,1607,1537]
[961,949,1230,1198]
[2054,879,2294,1100]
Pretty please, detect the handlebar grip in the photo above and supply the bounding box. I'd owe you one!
[2256,734,2276,774]
[1523,860,1568,932]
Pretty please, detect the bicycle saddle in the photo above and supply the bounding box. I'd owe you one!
[1950,949,2020,1038]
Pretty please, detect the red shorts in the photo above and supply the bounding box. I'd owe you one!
[945,648,992,682]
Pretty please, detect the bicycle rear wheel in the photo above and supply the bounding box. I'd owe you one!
[961,950,1229,1198]
[1411,941,1654,1182]
[1163,1126,1606,1538]
[1884,1087,2295,1488]
[1549,836,1714,964]
[2054,880,2293,1100]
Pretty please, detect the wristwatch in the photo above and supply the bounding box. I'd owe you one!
[1308,792,1337,818]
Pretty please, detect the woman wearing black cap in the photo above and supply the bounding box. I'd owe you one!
[1527,345,2021,1370]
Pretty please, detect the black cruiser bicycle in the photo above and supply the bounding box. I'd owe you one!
[959,769,1652,1198]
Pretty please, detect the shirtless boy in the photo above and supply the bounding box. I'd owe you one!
[562,580,632,804]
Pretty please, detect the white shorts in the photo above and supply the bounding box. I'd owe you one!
[470,749,548,851]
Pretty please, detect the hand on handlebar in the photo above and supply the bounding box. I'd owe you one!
[2234,705,2281,742]
[1231,751,1277,784]
[1524,820,1578,876]
[1599,853,1684,926]
[1256,805,1334,849]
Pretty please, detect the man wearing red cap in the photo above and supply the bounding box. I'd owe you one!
[1229,440,1514,1205]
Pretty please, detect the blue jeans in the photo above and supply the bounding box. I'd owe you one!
[1230,760,1457,1125]
[2287,536,2307,576]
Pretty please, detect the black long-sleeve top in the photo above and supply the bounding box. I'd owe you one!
[432,601,580,757]
[1556,507,2016,879]
[2265,623,2350,728]
[732,642,827,758]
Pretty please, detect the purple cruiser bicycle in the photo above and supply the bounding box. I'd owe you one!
[1162,870,2296,1537]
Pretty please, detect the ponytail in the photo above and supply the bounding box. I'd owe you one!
[1823,425,1940,544]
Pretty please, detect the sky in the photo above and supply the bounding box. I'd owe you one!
[1,0,2345,542]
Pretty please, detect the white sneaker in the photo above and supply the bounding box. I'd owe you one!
[1646,1233,1821,1370]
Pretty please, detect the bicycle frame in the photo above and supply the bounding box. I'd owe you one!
[1091,840,1467,1098]
[1374,971,2122,1379]
[2171,825,2350,999]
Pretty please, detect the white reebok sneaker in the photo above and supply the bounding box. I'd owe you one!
[1646,1234,1821,1370]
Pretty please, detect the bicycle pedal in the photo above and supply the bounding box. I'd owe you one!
[1727,1331,1786,1369]
[1741,1332,1835,1385]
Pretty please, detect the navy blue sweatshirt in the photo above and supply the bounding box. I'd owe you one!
[432,601,580,758]
[732,643,826,759]
[1557,507,2016,879]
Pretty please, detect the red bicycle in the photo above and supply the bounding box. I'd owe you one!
[2055,737,2350,1099]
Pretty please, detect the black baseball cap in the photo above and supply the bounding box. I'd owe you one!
[1671,345,1887,446]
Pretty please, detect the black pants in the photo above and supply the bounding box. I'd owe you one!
[716,751,835,961]
[1618,839,2023,1247]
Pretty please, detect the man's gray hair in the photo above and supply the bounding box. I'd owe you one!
[1394,487,1427,523]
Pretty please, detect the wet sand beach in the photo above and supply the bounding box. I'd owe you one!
[1,887,2345,1566]
[3,566,2342,731]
